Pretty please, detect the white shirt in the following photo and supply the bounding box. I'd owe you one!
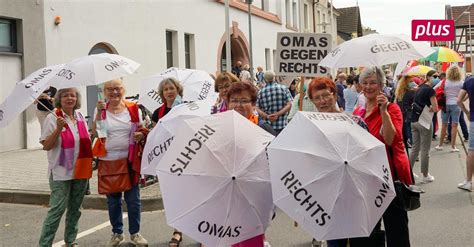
[444,79,463,105]
[94,107,143,161]
[40,111,83,181]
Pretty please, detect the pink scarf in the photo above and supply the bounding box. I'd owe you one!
[56,109,93,179]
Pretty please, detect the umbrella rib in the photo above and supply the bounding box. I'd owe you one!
[180,70,194,82]
[235,181,265,231]
[167,178,230,225]
[310,120,345,162]
[217,179,235,247]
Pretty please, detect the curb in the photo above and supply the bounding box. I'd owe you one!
[0,189,163,212]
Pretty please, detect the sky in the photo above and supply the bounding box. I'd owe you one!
[332,0,473,35]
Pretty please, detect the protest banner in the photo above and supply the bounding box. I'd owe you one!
[275,32,332,77]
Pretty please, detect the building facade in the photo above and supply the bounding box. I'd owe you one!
[445,4,473,73]
[1,0,331,152]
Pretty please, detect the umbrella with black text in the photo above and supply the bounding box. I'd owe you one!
[140,95,216,175]
[50,53,140,89]
[0,64,64,128]
[157,111,274,246]
[139,67,216,112]
[319,34,435,68]
[268,111,396,241]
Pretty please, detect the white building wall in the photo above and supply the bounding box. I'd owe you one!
[0,0,47,152]
[0,56,23,152]
[2,0,301,150]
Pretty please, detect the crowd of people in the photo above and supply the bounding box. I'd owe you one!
[35,60,473,247]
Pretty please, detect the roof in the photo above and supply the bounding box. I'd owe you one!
[336,6,363,37]
[447,4,474,27]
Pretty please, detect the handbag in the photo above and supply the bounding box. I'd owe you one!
[97,158,132,194]
[389,149,422,211]
[435,80,446,111]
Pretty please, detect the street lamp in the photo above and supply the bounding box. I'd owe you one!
[245,0,254,81]
[456,11,473,74]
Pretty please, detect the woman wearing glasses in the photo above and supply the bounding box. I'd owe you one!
[92,79,149,247]
[307,77,369,247]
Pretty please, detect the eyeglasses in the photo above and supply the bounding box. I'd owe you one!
[105,87,123,93]
[312,92,333,103]
[229,98,252,105]
[433,75,439,79]
[218,84,231,91]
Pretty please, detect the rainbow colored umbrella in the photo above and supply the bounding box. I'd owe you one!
[423,47,464,62]
[402,65,436,76]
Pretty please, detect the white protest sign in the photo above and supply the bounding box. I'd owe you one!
[275,33,331,77]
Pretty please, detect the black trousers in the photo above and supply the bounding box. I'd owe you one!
[383,196,411,247]
[350,196,410,247]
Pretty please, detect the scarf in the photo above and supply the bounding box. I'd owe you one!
[56,108,93,179]
[92,100,142,185]
[248,114,259,125]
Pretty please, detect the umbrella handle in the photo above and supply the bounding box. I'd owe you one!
[33,96,57,117]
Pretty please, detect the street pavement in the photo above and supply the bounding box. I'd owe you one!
[0,138,473,246]
[0,148,162,211]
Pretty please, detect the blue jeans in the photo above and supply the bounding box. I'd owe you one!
[107,185,141,235]
[447,111,469,140]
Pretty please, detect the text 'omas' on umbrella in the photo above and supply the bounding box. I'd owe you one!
[267,111,396,241]
[157,110,275,247]
[50,53,140,89]
[139,67,216,112]
[140,96,216,176]
[0,64,64,128]
[319,34,436,68]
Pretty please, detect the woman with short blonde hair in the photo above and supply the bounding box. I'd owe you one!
[436,65,464,152]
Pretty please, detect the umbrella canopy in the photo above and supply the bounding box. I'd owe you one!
[139,67,216,112]
[423,47,463,62]
[268,111,396,240]
[402,65,436,76]
[157,111,275,246]
[140,95,216,175]
[319,34,435,68]
[0,64,64,128]
[50,53,140,89]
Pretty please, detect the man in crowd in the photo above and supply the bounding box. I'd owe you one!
[232,60,243,78]
[457,75,474,191]
[256,71,292,135]
[335,73,347,111]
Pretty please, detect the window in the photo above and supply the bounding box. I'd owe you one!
[322,13,326,33]
[166,31,173,68]
[0,18,17,52]
[184,33,195,69]
[265,48,271,70]
[304,3,309,30]
[292,1,297,28]
[273,49,276,70]
[285,0,291,26]
[166,30,178,68]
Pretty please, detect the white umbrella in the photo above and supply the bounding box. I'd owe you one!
[50,53,140,88]
[157,111,274,246]
[319,34,435,68]
[140,95,216,175]
[267,111,396,241]
[139,67,216,112]
[0,64,64,128]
